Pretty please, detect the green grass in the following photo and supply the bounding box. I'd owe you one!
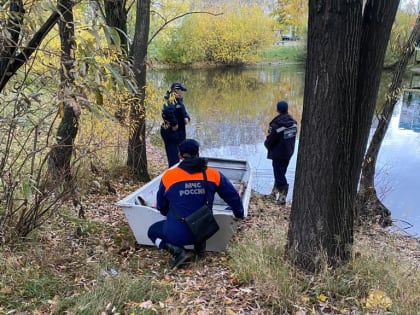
[257,44,306,63]
[54,274,171,315]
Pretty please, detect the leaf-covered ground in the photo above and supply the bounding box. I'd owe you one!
[2,144,419,314]
[68,178,270,314]
[61,180,420,315]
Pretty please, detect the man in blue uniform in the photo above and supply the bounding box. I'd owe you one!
[148,139,244,269]
[160,82,191,167]
[264,100,297,205]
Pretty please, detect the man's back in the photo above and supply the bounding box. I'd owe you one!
[147,139,244,269]
[156,157,243,246]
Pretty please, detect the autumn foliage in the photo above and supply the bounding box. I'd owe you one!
[155,1,275,64]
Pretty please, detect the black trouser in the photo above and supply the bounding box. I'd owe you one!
[272,158,290,189]
[160,127,182,167]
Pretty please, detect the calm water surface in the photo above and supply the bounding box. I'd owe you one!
[148,65,420,236]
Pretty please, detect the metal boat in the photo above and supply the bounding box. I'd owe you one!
[116,157,253,251]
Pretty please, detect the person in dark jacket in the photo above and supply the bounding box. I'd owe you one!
[264,100,297,205]
[160,82,191,167]
[148,139,244,269]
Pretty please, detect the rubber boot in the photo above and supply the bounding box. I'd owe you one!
[277,184,289,205]
[194,242,206,261]
[270,185,279,202]
[166,243,193,269]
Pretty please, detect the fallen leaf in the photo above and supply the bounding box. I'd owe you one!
[239,287,253,293]
[1,286,12,295]
[139,300,154,309]
[365,289,392,310]
[225,297,233,305]
[318,293,328,302]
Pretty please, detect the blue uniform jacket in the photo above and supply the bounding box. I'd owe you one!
[161,94,190,144]
[156,157,244,246]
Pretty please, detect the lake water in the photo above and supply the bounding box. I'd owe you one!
[149,65,420,237]
[376,92,420,237]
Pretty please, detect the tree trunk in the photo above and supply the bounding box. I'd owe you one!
[126,0,150,181]
[48,0,79,182]
[286,0,399,272]
[104,0,128,55]
[350,1,401,205]
[0,2,59,92]
[102,0,131,123]
[0,0,24,78]
[356,13,420,226]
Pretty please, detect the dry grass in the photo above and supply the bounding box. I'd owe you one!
[229,193,420,314]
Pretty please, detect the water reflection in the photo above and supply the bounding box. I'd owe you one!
[377,92,420,236]
[148,65,419,236]
[150,64,304,147]
[400,90,420,132]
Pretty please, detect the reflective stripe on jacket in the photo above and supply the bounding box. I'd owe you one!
[264,113,297,160]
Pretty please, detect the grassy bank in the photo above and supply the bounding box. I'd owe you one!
[257,42,306,63]
[230,194,420,314]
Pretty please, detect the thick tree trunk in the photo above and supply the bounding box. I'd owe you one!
[286,0,399,272]
[126,0,150,181]
[356,13,420,226]
[48,0,78,182]
[287,0,363,272]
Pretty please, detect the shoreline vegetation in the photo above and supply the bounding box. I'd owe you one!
[1,143,419,314]
[147,42,306,70]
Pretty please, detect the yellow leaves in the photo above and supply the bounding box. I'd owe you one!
[161,1,275,64]
[224,297,233,305]
[226,308,237,315]
[275,0,308,31]
[318,293,328,302]
[365,289,392,310]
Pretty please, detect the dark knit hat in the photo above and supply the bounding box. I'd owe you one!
[277,100,288,113]
[178,139,200,156]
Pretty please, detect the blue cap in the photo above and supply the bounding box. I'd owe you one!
[178,139,200,156]
[170,82,187,91]
[277,100,288,113]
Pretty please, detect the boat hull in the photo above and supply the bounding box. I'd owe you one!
[117,157,253,251]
